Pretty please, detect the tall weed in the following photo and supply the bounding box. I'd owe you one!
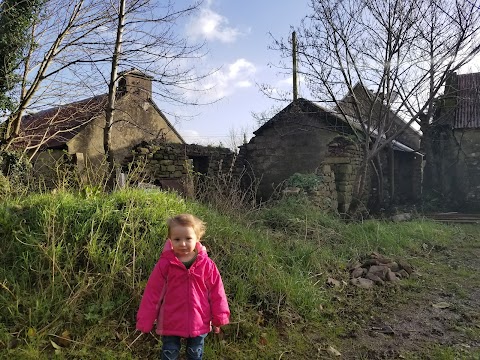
[191,165,261,218]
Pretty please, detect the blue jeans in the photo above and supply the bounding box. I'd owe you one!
[161,334,207,360]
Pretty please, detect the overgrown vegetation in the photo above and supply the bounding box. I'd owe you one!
[286,172,322,192]
[191,166,260,218]
[0,150,32,196]
[1,188,478,359]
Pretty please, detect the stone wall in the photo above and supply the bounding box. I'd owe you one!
[322,137,365,213]
[30,149,77,188]
[124,133,422,213]
[311,164,338,213]
[423,126,480,210]
[285,136,421,213]
[65,93,184,167]
[181,144,237,176]
[460,130,480,207]
[282,164,338,214]
[124,142,235,193]
[272,135,372,214]
[237,113,343,201]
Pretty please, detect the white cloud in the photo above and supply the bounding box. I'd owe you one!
[228,58,253,77]
[186,4,242,43]
[202,58,256,101]
[276,76,294,88]
[180,129,210,145]
[180,129,229,146]
[255,74,307,101]
[235,80,252,88]
[459,55,480,74]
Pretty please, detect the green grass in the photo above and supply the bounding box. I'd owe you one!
[0,190,478,359]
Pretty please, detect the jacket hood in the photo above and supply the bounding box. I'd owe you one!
[161,239,207,259]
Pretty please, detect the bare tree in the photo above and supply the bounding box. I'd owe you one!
[100,0,209,184]
[272,0,480,213]
[2,0,210,170]
[1,0,111,148]
[226,125,252,153]
[103,0,126,180]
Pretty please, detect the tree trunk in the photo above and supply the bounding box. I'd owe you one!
[104,0,126,189]
[348,153,369,216]
[375,154,385,210]
[388,145,394,203]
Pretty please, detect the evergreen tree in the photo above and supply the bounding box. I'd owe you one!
[0,0,41,111]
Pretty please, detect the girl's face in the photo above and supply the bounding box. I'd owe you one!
[169,225,198,259]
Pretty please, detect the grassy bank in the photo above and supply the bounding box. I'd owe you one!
[0,190,477,359]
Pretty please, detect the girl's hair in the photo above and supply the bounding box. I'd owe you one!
[167,214,206,239]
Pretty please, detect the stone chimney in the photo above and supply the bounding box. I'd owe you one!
[117,69,153,100]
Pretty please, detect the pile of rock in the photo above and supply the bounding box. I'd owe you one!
[349,252,415,289]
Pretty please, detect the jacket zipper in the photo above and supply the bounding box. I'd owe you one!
[187,268,191,337]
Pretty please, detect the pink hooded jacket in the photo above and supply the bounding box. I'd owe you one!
[136,240,230,337]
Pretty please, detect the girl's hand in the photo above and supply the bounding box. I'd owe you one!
[212,326,221,334]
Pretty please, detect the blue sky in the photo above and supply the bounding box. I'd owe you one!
[169,0,311,147]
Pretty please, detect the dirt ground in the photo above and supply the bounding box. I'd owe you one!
[337,229,480,359]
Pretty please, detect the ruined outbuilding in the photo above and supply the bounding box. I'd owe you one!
[424,72,480,210]
[237,97,422,213]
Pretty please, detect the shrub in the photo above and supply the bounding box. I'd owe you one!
[0,149,32,195]
[0,173,9,195]
[286,172,322,193]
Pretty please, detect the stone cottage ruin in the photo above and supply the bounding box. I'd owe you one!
[236,96,422,213]
[16,69,184,177]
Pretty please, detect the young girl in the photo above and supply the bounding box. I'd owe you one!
[136,214,230,360]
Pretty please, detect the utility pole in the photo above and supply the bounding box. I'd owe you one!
[292,31,298,101]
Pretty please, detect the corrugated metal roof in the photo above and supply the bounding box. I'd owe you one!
[455,72,480,129]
